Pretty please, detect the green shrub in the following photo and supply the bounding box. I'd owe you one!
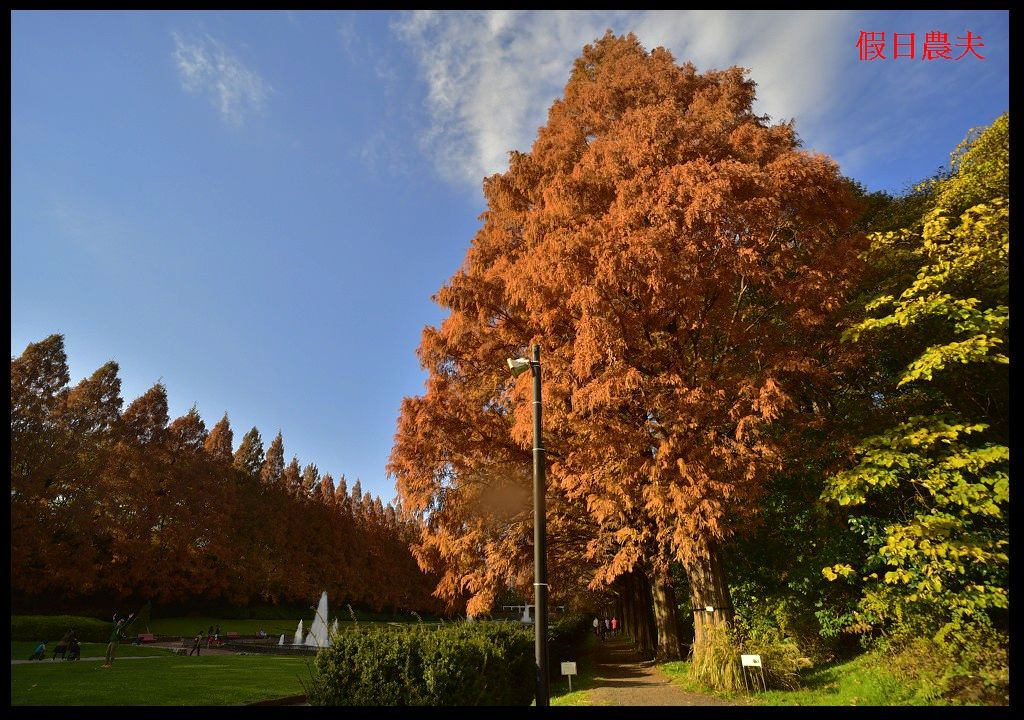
[887,629,1008,705]
[12,615,113,643]
[547,613,590,681]
[308,622,535,706]
[739,625,812,691]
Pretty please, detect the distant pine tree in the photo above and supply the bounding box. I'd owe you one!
[283,456,302,494]
[302,463,320,494]
[260,431,285,486]
[204,413,233,463]
[122,383,169,446]
[233,427,264,477]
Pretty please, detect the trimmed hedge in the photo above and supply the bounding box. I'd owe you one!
[12,615,113,643]
[547,613,590,680]
[308,622,535,706]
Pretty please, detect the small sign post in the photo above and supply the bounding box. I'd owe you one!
[561,661,578,692]
[740,654,767,692]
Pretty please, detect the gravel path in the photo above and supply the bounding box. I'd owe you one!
[585,637,735,706]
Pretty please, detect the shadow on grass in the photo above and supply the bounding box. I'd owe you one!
[549,634,601,706]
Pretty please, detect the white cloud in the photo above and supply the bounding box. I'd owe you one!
[172,31,272,126]
[336,18,358,60]
[392,10,853,190]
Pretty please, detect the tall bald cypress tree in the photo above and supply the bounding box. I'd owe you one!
[205,413,234,463]
[261,431,286,486]
[233,427,264,479]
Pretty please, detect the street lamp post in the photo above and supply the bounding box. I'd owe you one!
[507,344,549,707]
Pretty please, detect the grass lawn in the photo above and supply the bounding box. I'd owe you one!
[659,652,938,706]
[11,652,311,705]
[12,641,170,660]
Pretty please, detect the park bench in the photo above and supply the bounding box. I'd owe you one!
[174,639,191,655]
[225,632,238,640]
[137,633,156,643]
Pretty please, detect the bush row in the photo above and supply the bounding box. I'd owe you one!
[308,621,536,706]
[547,613,591,680]
[12,615,113,644]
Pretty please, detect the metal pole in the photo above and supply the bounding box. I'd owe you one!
[532,343,550,707]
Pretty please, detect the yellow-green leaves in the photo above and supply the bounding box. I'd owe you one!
[821,114,1008,643]
[822,564,855,581]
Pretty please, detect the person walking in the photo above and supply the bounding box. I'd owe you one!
[592,616,600,640]
[189,631,204,656]
[611,616,618,636]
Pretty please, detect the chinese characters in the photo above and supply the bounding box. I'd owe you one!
[856,31,984,61]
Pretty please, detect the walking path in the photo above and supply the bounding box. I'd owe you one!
[13,643,237,665]
[584,637,735,706]
[12,655,169,665]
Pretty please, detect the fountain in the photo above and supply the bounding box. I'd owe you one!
[278,634,284,646]
[331,618,339,636]
[305,591,331,647]
[293,619,304,646]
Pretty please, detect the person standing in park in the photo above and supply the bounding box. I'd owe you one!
[190,631,204,656]
[103,614,135,668]
[592,616,600,639]
[67,635,81,661]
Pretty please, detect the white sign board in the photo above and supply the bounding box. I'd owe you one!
[740,654,762,667]
[561,662,577,676]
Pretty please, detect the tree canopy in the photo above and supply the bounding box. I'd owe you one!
[10,334,443,617]
[390,31,864,660]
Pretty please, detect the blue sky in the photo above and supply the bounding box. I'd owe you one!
[10,10,1009,503]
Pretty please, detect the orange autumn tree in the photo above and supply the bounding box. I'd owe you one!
[11,334,445,617]
[390,32,862,662]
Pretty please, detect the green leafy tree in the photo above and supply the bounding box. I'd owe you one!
[822,114,1008,644]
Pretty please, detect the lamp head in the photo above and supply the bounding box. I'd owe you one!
[506,357,532,377]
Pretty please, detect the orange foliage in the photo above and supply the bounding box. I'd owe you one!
[10,334,443,616]
[390,32,862,617]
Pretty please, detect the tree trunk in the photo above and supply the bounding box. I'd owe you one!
[650,566,682,660]
[631,569,658,659]
[685,539,734,647]
[619,574,637,644]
